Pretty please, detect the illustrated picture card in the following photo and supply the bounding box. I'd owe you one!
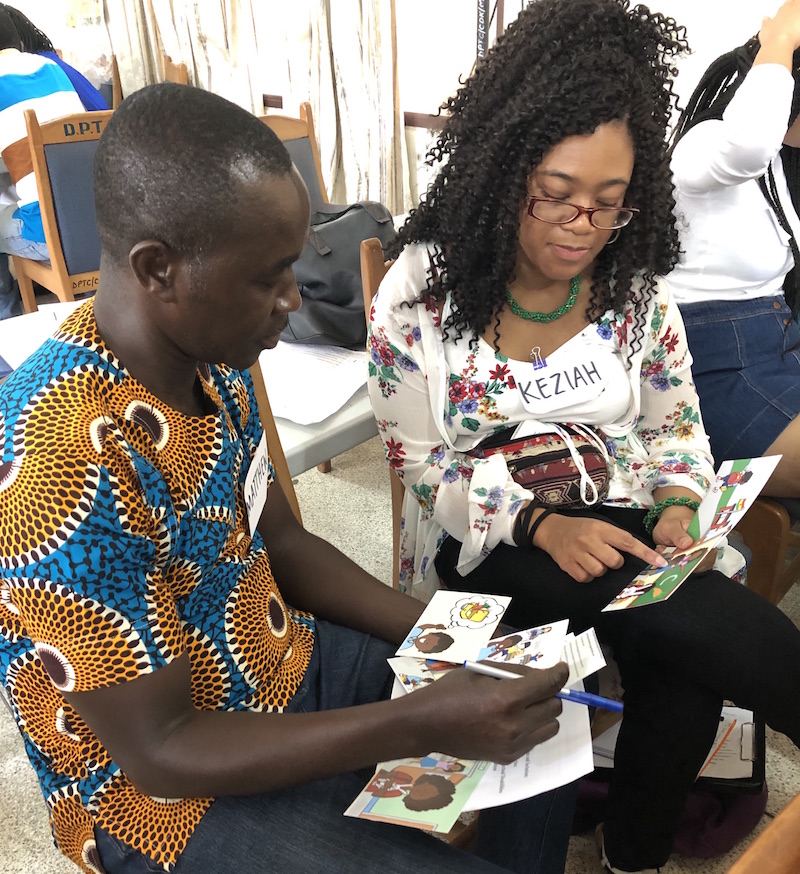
[387,657,450,694]
[688,455,781,541]
[395,590,511,664]
[479,619,569,667]
[344,757,487,834]
[603,456,780,612]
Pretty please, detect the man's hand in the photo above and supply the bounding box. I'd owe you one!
[403,662,569,765]
[535,514,667,583]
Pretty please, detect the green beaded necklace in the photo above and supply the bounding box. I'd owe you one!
[506,275,581,323]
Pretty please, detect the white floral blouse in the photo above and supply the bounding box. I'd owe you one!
[367,243,715,601]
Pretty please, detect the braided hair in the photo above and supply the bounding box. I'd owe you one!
[0,5,54,53]
[670,37,800,317]
[391,0,689,360]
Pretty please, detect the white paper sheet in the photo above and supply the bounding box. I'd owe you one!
[562,628,607,686]
[465,693,594,810]
[258,342,368,424]
[0,301,84,369]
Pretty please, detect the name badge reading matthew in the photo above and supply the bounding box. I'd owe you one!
[516,345,608,415]
[244,431,269,536]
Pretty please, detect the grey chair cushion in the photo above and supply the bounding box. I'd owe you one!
[43,139,101,276]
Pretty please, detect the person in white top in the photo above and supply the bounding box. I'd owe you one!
[666,0,800,497]
[367,2,800,872]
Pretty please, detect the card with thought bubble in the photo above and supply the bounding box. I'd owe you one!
[395,590,511,664]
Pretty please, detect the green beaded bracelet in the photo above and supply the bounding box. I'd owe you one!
[643,496,700,535]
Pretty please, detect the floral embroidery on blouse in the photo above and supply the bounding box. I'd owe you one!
[447,351,512,431]
[369,326,419,400]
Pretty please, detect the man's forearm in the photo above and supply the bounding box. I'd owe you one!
[268,525,425,645]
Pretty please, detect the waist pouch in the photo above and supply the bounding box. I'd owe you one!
[470,423,611,509]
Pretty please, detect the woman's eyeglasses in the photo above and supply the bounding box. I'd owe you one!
[527,196,639,230]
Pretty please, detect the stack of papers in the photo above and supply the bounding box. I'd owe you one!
[258,342,367,425]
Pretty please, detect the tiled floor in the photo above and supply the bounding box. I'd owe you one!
[2,436,798,872]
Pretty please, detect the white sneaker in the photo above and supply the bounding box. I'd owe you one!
[595,824,663,874]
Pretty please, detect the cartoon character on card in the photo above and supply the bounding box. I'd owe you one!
[399,624,455,654]
[366,768,458,811]
[712,467,753,492]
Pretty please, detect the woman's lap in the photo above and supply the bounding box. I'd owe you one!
[435,508,800,733]
[435,506,800,867]
[679,296,800,459]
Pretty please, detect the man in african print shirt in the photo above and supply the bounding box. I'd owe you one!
[0,83,575,874]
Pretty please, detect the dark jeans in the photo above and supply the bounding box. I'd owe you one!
[435,507,800,871]
[94,620,578,874]
[680,296,800,460]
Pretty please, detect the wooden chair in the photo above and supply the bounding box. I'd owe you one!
[728,790,800,873]
[249,359,303,525]
[110,54,123,109]
[360,237,404,588]
[261,103,328,211]
[736,498,800,605]
[163,53,189,86]
[11,108,113,313]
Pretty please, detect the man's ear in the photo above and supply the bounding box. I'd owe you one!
[128,240,184,301]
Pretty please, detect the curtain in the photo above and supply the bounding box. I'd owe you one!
[103,0,407,212]
[272,0,406,213]
[103,0,263,113]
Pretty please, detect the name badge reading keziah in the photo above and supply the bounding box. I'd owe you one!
[515,342,609,415]
[244,430,269,535]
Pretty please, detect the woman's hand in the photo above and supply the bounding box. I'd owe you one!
[652,507,716,573]
[757,0,800,65]
[534,513,667,583]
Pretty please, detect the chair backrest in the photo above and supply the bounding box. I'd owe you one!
[360,236,403,589]
[24,107,113,282]
[261,103,328,210]
[163,53,189,86]
[110,54,123,109]
[248,359,303,526]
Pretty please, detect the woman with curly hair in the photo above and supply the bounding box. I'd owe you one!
[367,1,800,871]
[666,0,800,495]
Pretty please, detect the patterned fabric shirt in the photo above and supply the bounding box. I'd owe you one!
[0,301,315,873]
[367,243,715,601]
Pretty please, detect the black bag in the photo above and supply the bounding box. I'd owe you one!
[282,201,397,347]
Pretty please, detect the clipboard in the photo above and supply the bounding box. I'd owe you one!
[696,713,765,794]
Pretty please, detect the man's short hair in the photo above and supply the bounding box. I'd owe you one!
[93,83,294,265]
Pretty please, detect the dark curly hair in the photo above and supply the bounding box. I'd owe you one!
[0,5,54,53]
[670,37,800,317]
[391,0,688,359]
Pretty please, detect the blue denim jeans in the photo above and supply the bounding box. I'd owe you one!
[679,296,800,459]
[0,203,50,320]
[94,620,578,874]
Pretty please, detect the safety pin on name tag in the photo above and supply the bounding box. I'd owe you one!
[529,346,546,370]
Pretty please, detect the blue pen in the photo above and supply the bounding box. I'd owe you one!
[462,660,623,712]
